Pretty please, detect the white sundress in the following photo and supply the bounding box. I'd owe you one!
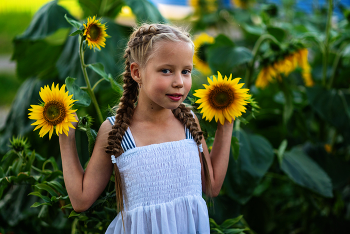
[105,115,210,234]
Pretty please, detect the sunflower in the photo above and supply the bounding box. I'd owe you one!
[193,33,215,75]
[295,48,314,87]
[255,65,278,89]
[256,47,314,89]
[189,0,217,13]
[194,72,251,125]
[83,16,109,51]
[232,0,250,9]
[28,83,78,139]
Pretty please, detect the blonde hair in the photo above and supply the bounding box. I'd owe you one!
[105,23,212,231]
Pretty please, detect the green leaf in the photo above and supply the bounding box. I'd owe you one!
[69,29,83,37]
[42,157,59,171]
[306,86,350,142]
[12,40,63,79]
[61,203,73,209]
[17,2,72,40]
[28,191,52,203]
[224,130,274,204]
[231,136,240,161]
[266,26,286,42]
[46,181,67,196]
[281,147,333,197]
[31,202,51,208]
[78,0,124,19]
[124,0,167,24]
[87,63,108,80]
[224,229,246,234]
[35,183,58,196]
[209,218,221,228]
[207,37,252,77]
[211,228,225,234]
[65,77,91,107]
[304,143,350,190]
[69,210,81,218]
[277,140,288,164]
[220,215,243,229]
[64,14,83,29]
[109,76,124,95]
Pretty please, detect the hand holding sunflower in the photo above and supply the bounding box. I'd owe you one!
[28,83,78,140]
[194,72,251,125]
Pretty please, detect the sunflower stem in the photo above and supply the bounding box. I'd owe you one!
[245,34,280,88]
[92,78,106,92]
[328,42,346,89]
[79,35,104,124]
[322,0,333,87]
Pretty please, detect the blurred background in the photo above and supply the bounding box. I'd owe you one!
[1,0,350,233]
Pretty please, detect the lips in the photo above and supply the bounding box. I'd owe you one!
[166,94,183,101]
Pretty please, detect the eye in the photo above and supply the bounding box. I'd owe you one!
[161,69,171,74]
[182,69,191,75]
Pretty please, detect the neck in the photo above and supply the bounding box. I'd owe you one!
[133,102,174,124]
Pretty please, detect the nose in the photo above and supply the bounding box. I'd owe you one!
[172,72,184,88]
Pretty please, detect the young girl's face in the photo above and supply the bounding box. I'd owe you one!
[138,40,194,110]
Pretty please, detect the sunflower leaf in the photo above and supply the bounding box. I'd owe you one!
[65,77,91,107]
[69,29,83,37]
[124,0,167,24]
[281,147,333,198]
[64,14,82,29]
[224,129,274,204]
[87,63,108,80]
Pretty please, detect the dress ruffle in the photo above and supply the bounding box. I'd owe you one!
[105,195,210,234]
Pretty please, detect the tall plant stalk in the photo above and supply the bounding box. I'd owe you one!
[322,0,333,86]
[79,36,104,124]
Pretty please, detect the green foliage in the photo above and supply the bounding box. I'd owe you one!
[224,129,274,204]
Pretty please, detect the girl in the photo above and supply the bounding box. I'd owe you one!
[59,23,233,233]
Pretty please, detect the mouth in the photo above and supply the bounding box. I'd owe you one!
[166,94,183,101]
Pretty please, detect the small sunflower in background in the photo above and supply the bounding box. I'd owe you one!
[255,46,314,89]
[83,16,109,51]
[255,64,278,89]
[193,33,215,75]
[194,71,251,125]
[296,48,314,87]
[232,0,254,9]
[189,0,218,13]
[28,83,78,139]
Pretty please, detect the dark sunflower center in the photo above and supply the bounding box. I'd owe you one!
[43,101,66,126]
[89,24,101,41]
[208,85,234,109]
[197,44,209,62]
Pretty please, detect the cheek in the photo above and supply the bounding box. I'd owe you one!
[184,78,192,91]
[153,79,170,93]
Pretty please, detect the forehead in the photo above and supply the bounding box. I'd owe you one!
[147,40,194,66]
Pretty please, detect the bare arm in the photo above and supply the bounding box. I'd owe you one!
[59,114,114,212]
[194,115,234,197]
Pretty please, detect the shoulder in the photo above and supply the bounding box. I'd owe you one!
[100,118,114,132]
[95,119,114,145]
[190,110,201,126]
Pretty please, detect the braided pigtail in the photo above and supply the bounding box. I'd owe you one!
[105,47,138,232]
[172,104,213,200]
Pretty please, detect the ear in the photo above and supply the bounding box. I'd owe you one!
[130,62,142,83]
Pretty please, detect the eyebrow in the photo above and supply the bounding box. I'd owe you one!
[157,64,193,68]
